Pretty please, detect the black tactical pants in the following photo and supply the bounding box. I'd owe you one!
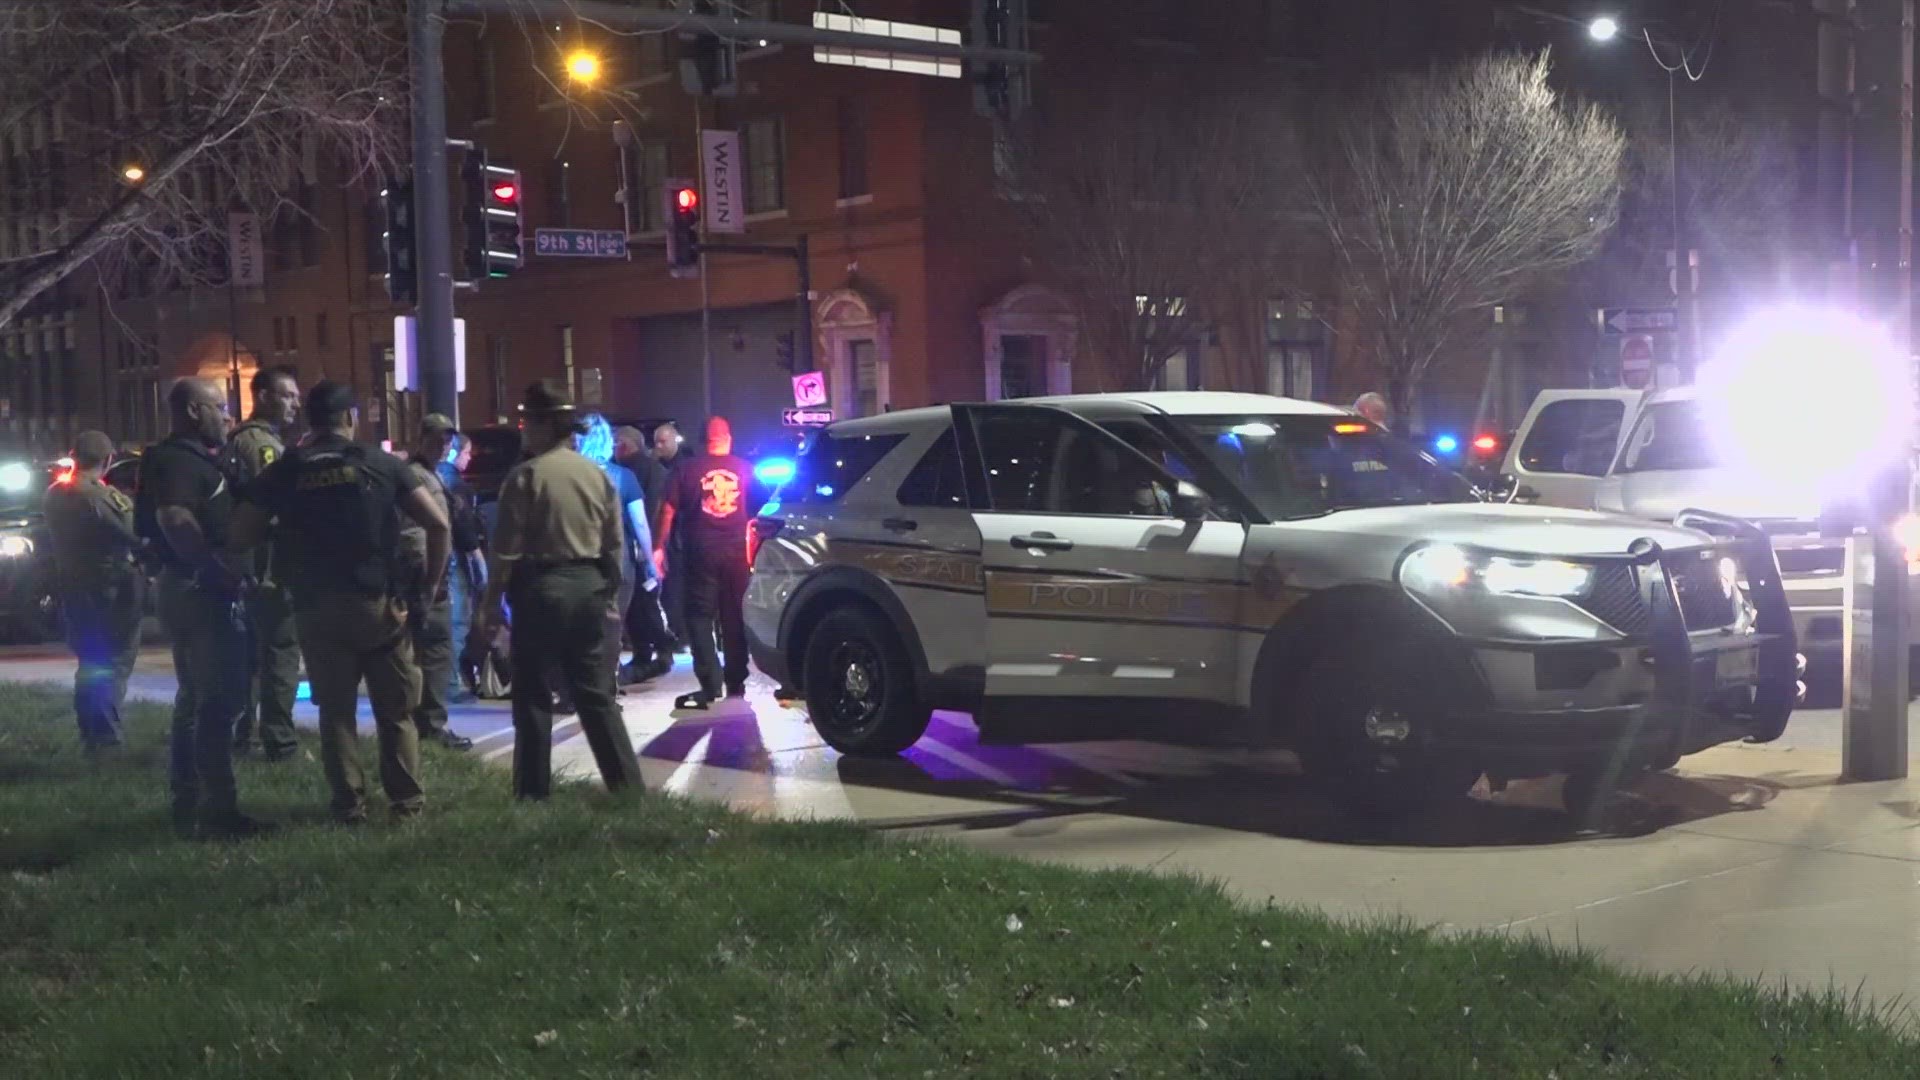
[685,551,749,696]
[508,563,640,800]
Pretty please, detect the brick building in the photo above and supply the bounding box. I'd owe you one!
[5,0,1812,457]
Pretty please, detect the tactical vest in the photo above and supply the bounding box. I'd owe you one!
[278,442,403,599]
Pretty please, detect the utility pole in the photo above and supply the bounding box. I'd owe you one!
[407,0,459,421]
[1832,0,1914,781]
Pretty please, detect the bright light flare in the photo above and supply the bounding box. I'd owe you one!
[754,457,796,485]
[0,534,32,558]
[0,463,30,493]
[120,164,145,183]
[1588,17,1620,42]
[565,50,602,83]
[1696,305,1913,500]
[1433,434,1460,454]
[1896,513,1920,563]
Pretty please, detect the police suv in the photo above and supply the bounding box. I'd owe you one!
[745,393,1801,812]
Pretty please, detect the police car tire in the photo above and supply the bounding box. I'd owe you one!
[802,605,930,756]
[1296,636,1479,815]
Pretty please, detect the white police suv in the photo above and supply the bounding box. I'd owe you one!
[745,393,1801,812]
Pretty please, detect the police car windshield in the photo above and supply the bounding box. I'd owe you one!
[1158,415,1477,520]
[1614,400,1720,474]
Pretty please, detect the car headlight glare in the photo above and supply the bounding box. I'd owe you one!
[0,534,33,558]
[0,463,29,494]
[1401,545,1593,599]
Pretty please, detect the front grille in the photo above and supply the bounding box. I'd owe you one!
[1775,545,1845,575]
[1577,563,1649,635]
[1669,551,1737,630]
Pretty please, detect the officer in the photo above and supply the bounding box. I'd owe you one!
[44,430,143,752]
[136,377,270,839]
[653,415,756,710]
[232,381,452,823]
[226,363,302,761]
[651,420,692,643]
[471,380,641,800]
[402,414,475,751]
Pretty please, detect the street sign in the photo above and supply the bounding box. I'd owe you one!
[1620,334,1655,389]
[532,228,628,258]
[701,130,744,235]
[1600,306,1677,335]
[228,212,264,287]
[783,407,834,426]
[792,370,828,408]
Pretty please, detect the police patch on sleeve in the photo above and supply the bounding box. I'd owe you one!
[260,446,277,467]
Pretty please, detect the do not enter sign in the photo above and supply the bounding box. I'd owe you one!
[1620,334,1655,389]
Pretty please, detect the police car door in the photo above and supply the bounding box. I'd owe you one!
[956,404,1247,704]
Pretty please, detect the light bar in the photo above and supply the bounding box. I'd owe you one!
[812,12,961,78]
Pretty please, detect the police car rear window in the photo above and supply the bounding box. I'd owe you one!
[783,431,905,504]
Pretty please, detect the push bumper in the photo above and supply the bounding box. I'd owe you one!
[1436,512,1801,778]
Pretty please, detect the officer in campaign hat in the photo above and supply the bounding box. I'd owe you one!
[470,379,641,800]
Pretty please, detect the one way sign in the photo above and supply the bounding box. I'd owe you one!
[1599,307,1678,335]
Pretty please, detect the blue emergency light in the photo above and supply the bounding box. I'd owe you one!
[1433,434,1459,455]
[755,458,796,485]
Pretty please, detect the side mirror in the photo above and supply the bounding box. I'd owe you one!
[1514,484,1541,504]
[1171,479,1212,521]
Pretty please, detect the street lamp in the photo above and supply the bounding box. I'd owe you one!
[565,49,601,84]
[1588,16,1620,42]
[120,164,145,184]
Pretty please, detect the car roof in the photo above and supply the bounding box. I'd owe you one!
[824,393,1345,438]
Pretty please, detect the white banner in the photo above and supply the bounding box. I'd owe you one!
[393,315,467,395]
[701,129,744,234]
[227,212,263,288]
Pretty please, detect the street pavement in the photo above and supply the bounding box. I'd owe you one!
[7,644,1920,1014]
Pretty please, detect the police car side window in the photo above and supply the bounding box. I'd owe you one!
[785,431,905,504]
[897,431,968,508]
[973,409,1172,517]
[1518,399,1625,477]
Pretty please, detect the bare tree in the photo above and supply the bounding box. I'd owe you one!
[1314,52,1625,426]
[0,0,407,331]
[998,86,1303,391]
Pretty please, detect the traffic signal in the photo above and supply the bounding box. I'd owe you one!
[665,180,700,272]
[382,179,417,304]
[462,156,524,280]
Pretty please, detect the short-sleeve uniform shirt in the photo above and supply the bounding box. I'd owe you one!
[249,433,421,604]
[44,476,139,592]
[668,452,753,559]
[138,434,233,571]
[491,445,622,564]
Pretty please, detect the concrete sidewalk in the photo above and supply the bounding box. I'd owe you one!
[9,645,1920,1013]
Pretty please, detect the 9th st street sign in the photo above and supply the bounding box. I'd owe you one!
[533,228,628,258]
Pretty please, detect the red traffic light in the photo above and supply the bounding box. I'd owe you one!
[491,182,518,203]
[675,187,699,212]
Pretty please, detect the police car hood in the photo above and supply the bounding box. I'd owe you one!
[1303,502,1711,558]
[1597,467,1822,526]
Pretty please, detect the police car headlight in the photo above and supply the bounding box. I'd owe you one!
[0,533,33,558]
[0,463,29,493]
[1400,544,1593,599]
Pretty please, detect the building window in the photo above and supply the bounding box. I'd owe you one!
[1264,299,1325,401]
[999,335,1046,400]
[547,159,571,227]
[474,37,498,123]
[849,339,879,418]
[742,116,785,214]
[297,184,320,267]
[628,24,667,81]
[560,324,574,397]
[489,334,508,420]
[837,97,869,202]
[315,312,331,351]
[629,141,668,233]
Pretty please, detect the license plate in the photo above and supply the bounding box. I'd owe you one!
[1717,647,1759,682]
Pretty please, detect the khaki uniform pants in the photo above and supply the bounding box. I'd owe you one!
[294,594,423,816]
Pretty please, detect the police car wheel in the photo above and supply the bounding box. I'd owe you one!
[1296,636,1480,815]
[802,605,930,756]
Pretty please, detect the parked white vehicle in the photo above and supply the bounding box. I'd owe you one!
[745,392,1799,816]
[1503,386,1920,674]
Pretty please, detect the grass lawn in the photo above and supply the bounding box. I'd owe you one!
[0,683,1914,1078]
